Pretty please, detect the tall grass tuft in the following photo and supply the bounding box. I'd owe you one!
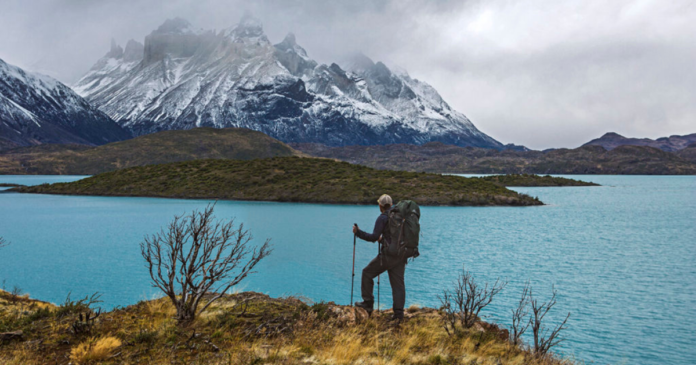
[69,336,122,364]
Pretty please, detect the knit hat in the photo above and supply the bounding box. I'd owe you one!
[377,194,393,206]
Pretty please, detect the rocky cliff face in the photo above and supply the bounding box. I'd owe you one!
[74,15,504,149]
[0,58,130,150]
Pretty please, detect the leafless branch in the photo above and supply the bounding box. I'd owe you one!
[530,286,571,357]
[0,237,8,249]
[439,266,507,336]
[140,203,272,323]
[510,281,531,346]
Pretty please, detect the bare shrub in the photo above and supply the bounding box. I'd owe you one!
[140,203,272,324]
[56,292,103,318]
[529,286,570,357]
[439,267,507,336]
[0,237,8,249]
[10,285,23,303]
[510,281,531,346]
[70,309,102,335]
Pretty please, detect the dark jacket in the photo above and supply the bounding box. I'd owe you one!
[357,210,391,246]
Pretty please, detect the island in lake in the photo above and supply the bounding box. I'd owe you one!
[12,157,595,207]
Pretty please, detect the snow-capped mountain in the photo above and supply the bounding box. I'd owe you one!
[74,15,503,149]
[0,58,130,150]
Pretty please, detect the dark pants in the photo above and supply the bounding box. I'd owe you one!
[361,253,406,316]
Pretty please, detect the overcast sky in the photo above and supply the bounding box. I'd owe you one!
[1,0,694,149]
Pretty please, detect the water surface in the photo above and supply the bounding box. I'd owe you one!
[0,174,694,365]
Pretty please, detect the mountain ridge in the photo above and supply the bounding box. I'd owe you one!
[582,132,696,152]
[292,142,696,175]
[0,58,130,150]
[73,15,505,149]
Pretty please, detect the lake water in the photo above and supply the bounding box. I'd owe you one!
[0,175,694,364]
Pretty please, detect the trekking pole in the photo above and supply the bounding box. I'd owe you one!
[351,224,357,306]
[377,242,380,314]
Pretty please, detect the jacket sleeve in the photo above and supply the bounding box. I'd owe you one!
[357,215,388,242]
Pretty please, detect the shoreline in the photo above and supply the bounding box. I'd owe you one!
[9,188,546,207]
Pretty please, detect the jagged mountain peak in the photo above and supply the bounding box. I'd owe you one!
[0,57,58,90]
[107,39,124,58]
[102,39,142,62]
[152,17,200,35]
[239,12,263,30]
[274,32,316,77]
[282,32,297,46]
[341,52,376,73]
[123,39,144,62]
[74,19,503,149]
[222,13,267,43]
[275,32,311,59]
[143,18,205,64]
[389,64,410,78]
[371,61,392,77]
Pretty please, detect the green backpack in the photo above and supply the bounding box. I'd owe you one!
[387,200,421,259]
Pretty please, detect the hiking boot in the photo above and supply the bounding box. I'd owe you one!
[354,301,374,314]
[389,313,404,323]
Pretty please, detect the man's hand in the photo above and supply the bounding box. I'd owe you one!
[352,224,358,234]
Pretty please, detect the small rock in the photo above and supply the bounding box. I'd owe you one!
[326,304,369,325]
[0,330,23,342]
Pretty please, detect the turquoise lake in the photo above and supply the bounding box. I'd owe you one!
[0,175,694,364]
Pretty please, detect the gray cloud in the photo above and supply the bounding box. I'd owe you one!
[1,0,694,149]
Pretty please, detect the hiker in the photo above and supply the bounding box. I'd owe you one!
[352,194,418,321]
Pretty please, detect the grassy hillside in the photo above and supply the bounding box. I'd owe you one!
[293,142,696,175]
[0,128,302,175]
[0,290,572,365]
[0,137,20,152]
[15,157,543,206]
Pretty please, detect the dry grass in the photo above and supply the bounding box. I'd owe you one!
[0,291,576,365]
[70,336,122,364]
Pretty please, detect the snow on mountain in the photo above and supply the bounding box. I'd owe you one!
[0,58,130,150]
[74,15,503,149]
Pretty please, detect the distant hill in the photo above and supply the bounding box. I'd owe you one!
[0,127,301,175]
[582,132,696,152]
[676,143,696,163]
[0,58,130,151]
[292,142,696,175]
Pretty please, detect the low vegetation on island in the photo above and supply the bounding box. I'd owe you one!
[477,174,598,187]
[14,157,545,206]
[0,183,24,188]
[0,208,573,365]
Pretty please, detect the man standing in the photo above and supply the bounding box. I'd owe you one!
[352,194,407,322]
